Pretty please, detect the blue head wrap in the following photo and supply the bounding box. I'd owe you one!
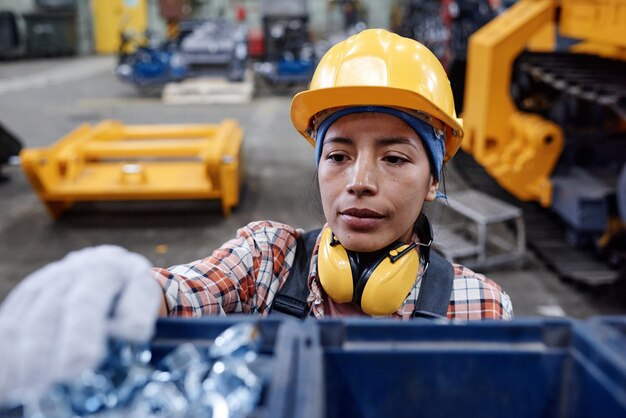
[314,106,446,185]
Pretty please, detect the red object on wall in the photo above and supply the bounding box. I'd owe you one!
[159,0,186,20]
[248,29,265,58]
[236,5,247,22]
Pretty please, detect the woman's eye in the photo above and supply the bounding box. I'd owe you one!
[384,155,407,165]
[328,153,347,162]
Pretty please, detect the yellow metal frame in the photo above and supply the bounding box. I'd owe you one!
[21,120,244,218]
[560,0,626,49]
[92,0,148,54]
[462,0,626,206]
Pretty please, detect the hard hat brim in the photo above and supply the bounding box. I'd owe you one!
[290,85,464,160]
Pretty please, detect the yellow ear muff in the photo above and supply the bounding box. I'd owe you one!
[317,227,423,315]
[317,227,354,303]
[359,244,420,316]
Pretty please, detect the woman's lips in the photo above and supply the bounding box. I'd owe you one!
[340,208,385,230]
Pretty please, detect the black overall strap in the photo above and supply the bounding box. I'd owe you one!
[272,229,321,318]
[412,250,455,319]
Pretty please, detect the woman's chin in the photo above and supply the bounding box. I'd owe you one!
[336,232,394,253]
[344,243,382,252]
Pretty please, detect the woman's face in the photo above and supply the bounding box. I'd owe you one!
[318,112,439,252]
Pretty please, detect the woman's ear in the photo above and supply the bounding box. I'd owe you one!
[425,177,440,202]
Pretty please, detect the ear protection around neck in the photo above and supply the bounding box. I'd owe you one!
[317,215,433,316]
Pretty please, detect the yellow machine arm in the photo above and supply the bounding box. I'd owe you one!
[21,120,244,218]
[462,0,626,207]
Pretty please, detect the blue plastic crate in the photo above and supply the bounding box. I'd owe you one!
[315,318,626,418]
[152,316,626,418]
[569,316,626,418]
[152,316,322,418]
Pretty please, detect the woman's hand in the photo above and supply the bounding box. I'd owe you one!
[0,245,163,403]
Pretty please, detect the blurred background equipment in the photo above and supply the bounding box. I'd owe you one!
[0,10,20,59]
[20,120,244,218]
[0,122,23,182]
[0,0,147,59]
[116,29,187,93]
[462,0,626,284]
[158,0,189,41]
[396,0,497,113]
[115,0,182,92]
[115,0,248,93]
[253,0,316,89]
[427,189,526,270]
[445,0,497,112]
[318,1,368,59]
[92,0,148,54]
[22,0,77,57]
[397,0,450,65]
[177,17,248,82]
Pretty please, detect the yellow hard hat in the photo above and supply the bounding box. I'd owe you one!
[290,29,463,163]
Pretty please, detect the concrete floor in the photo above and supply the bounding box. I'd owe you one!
[0,55,624,319]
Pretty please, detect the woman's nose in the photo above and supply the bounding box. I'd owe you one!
[347,158,377,196]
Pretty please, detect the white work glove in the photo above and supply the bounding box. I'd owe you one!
[0,245,163,404]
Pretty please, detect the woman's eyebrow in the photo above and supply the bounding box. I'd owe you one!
[323,136,353,146]
[377,137,419,149]
[323,136,419,149]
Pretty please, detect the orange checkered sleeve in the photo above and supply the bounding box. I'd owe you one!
[153,221,299,317]
[445,264,514,320]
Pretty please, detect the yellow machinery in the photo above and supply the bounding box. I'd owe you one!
[20,120,244,218]
[462,0,626,238]
[92,0,148,54]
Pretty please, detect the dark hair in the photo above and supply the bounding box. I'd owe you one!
[439,166,448,196]
[307,171,326,224]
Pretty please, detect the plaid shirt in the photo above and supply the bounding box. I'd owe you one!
[154,221,514,320]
